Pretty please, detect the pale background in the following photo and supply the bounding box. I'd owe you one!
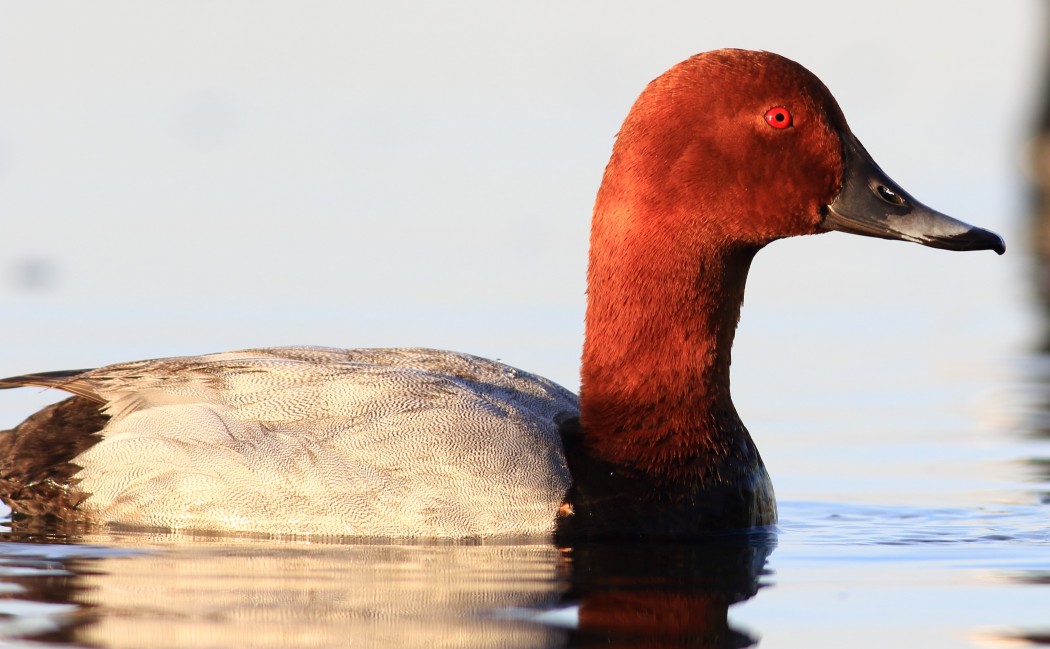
[1,5,1048,646]
[0,2,1041,506]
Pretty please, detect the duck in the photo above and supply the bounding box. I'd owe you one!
[0,49,1004,540]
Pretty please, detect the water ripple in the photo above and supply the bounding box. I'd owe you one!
[778,500,1050,547]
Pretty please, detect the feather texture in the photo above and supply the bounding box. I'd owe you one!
[3,347,576,537]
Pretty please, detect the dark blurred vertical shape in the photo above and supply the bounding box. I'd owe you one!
[1027,3,1050,506]
[1032,1,1050,345]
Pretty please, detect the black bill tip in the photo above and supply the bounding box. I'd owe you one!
[822,136,1006,256]
[931,224,1006,255]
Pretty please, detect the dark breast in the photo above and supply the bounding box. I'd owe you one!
[555,417,777,542]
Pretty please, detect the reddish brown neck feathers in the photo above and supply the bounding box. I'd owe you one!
[578,50,843,483]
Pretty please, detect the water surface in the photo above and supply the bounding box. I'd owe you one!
[0,3,1045,646]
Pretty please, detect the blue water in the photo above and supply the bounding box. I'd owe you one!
[0,500,1043,647]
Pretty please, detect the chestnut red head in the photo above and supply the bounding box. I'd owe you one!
[592,49,1004,254]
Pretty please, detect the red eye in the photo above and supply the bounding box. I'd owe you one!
[764,107,792,129]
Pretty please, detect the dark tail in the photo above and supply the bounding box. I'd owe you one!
[0,368,103,402]
[0,396,108,520]
[0,368,94,387]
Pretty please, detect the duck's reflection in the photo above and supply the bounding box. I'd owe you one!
[0,526,775,649]
[559,532,774,648]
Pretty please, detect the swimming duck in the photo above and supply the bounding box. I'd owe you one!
[0,49,1004,539]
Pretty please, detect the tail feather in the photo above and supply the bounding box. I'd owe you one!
[0,369,104,403]
[0,396,108,520]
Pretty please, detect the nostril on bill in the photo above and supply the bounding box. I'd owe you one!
[876,184,906,206]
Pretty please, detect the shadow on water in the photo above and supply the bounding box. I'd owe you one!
[0,525,776,649]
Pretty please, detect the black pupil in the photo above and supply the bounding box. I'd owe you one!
[774,112,784,121]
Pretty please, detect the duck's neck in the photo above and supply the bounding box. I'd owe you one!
[579,205,761,485]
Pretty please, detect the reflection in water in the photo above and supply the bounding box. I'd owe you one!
[1002,570,1050,586]
[561,533,774,648]
[0,529,774,649]
[1011,354,1050,510]
[75,538,561,648]
[990,630,1050,646]
[978,510,1050,647]
[1014,26,1050,636]
[0,534,565,648]
[1017,356,1050,442]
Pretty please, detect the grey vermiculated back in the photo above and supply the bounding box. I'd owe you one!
[60,347,578,537]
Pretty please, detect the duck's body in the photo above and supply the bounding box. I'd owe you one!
[0,49,1004,539]
[1,347,575,536]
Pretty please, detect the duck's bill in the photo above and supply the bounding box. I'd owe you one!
[821,136,1005,255]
